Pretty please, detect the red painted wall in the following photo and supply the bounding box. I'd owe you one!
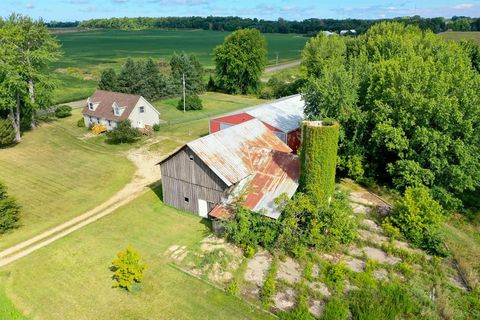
[287,129,301,154]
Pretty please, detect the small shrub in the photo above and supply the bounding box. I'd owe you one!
[386,187,446,256]
[106,120,141,144]
[242,244,255,258]
[322,295,349,320]
[176,94,203,111]
[260,259,278,307]
[365,259,380,273]
[0,118,15,146]
[152,123,160,132]
[111,246,147,291]
[77,118,85,127]
[382,221,401,240]
[0,182,21,234]
[54,105,72,118]
[324,262,348,291]
[225,280,240,296]
[303,261,313,281]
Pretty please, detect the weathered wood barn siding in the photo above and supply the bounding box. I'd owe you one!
[160,146,228,214]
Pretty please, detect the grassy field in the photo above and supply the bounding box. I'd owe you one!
[52,29,308,102]
[439,31,480,44]
[0,190,273,320]
[0,92,263,252]
[0,110,135,250]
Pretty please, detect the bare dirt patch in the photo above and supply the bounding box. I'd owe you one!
[273,288,297,311]
[208,262,233,284]
[373,268,389,281]
[358,229,389,245]
[360,219,383,233]
[244,250,273,286]
[276,257,302,284]
[345,257,366,272]
[308,282,331,298]
[309,299,325,318]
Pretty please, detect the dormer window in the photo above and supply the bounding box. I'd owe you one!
[112,102,125,117]
[87,98,98,111]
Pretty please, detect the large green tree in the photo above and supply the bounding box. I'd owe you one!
[302,22,480,211]
[213,29,267,94]
[0,14,61,142]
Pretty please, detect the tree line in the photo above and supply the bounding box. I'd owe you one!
[98,52,204,102]
[301,22,480,217]
[69,16,458,35]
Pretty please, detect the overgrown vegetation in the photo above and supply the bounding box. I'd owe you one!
[105,120,141,144]
[224,191,357,257]
[299,121,339,206]
[260,258,277,307]
[0,182,21,234]
[386,187,447,256]
[302,22,480,214]
[111,246,147,291]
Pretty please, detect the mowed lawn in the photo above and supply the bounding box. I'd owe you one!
[52,29,308,102]
[0,190,273,320]
[0,110,135,250]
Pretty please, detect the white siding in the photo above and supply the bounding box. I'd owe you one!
[128,97,160,128]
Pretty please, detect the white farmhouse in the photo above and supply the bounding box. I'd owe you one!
[82,90,160,130]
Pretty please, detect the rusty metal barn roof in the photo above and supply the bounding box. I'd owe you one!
[187,119,293,187]
[185,119,299,219]
[219,94,305,133]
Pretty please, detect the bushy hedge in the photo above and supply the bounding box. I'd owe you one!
[386,187,447,256]
[223,190,357,257]
[105,120,141,144]
[77,118,85,127]
[0,182,20,234]
[299,120,340,206]
[55,105,72,118]
[176,94,203,111]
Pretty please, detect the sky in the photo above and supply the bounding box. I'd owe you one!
[2,0,480,22]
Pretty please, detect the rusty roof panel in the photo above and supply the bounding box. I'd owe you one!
[187,119,292,187]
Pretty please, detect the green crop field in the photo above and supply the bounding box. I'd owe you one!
[439,31,480,44]
[51,29,308,103]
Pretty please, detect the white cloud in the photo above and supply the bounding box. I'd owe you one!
[452,3,475,10]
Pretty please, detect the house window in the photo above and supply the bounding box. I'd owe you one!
[108,120,111,126]
[139,106,145,113]
[88,116,92,122]
[184,197,189,203]
[97,118,100,123]
[88,102,94,110]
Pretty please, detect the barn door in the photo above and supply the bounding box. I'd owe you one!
[198,199,208,218]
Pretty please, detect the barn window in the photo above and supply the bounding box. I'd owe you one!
[139,106,145,113]
[189,154,194,161]
[184,197,189,203]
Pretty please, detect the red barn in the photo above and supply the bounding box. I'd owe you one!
[209,95,305,153]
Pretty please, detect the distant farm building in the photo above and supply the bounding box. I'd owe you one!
[209,95,305,153]
[82,90,160,130]
[159,119,300,220]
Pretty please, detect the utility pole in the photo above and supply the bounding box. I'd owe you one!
[182,73,186,113]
